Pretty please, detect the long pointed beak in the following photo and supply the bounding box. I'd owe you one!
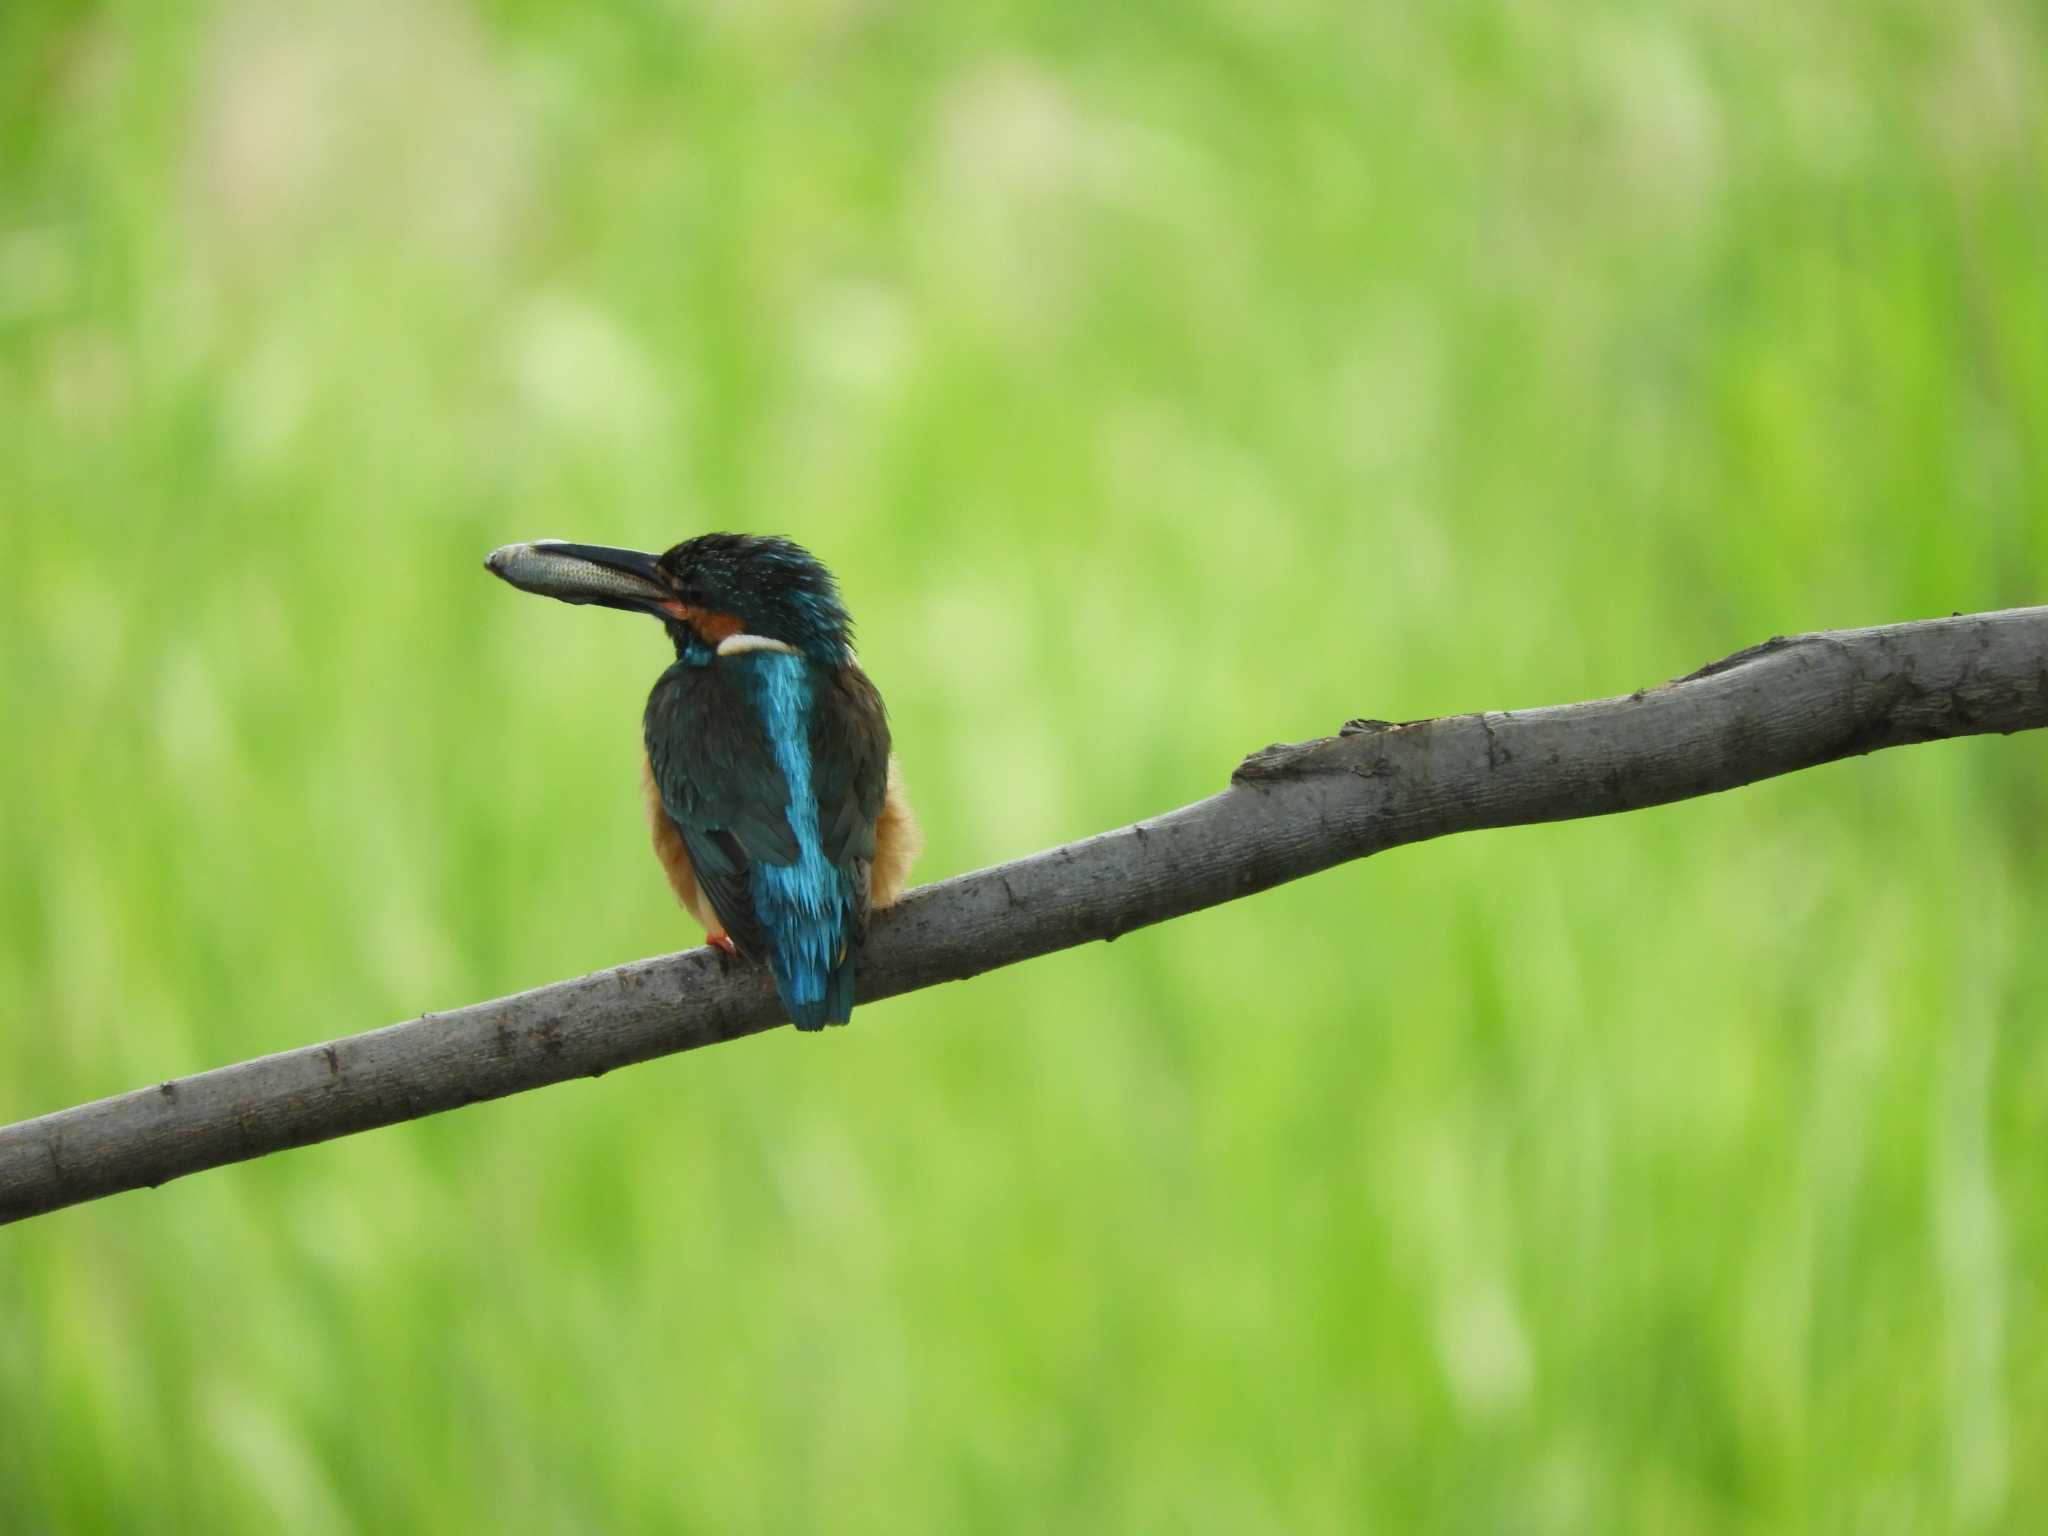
[484,540,674,616]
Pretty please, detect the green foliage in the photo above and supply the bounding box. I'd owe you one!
[3,0,2045,1528]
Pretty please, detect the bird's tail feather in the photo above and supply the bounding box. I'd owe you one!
[780,954,855,1031]
[820,955,855,1027]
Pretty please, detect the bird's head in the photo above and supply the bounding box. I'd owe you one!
[486,533,853,664]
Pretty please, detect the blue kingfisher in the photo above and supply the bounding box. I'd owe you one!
[486,534,921,1029]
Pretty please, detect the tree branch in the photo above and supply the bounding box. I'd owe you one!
[5,606,2046,1225]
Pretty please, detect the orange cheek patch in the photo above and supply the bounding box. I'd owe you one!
[666,604,746,644]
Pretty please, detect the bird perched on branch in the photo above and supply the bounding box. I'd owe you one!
[486,534,920,1030]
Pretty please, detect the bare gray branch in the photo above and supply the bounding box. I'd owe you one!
[5,605,2045,1225]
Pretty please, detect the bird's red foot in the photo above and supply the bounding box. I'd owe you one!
[706,931,739,960]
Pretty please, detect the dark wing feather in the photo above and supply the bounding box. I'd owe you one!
[643,661,800,958]
[808,663,892,938]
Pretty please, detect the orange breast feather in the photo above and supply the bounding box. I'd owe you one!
[871,755,921,908]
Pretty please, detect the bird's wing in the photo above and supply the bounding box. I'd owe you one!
[643,662,800,958]
[808,662,893,937]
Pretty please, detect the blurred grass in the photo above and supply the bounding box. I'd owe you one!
[2,0,2046,1529]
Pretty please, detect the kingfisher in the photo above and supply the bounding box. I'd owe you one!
[485,534,920,1030]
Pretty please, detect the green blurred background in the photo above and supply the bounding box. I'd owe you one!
[3,0,2045,1529]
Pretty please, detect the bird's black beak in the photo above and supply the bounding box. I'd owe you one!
[484,540,677,617]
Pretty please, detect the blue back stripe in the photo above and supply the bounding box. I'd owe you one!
[748,653,843,1011]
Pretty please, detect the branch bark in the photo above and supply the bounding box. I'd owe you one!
[6,606,2046,1225]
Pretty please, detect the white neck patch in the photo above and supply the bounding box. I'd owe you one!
[717,633,800,657]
